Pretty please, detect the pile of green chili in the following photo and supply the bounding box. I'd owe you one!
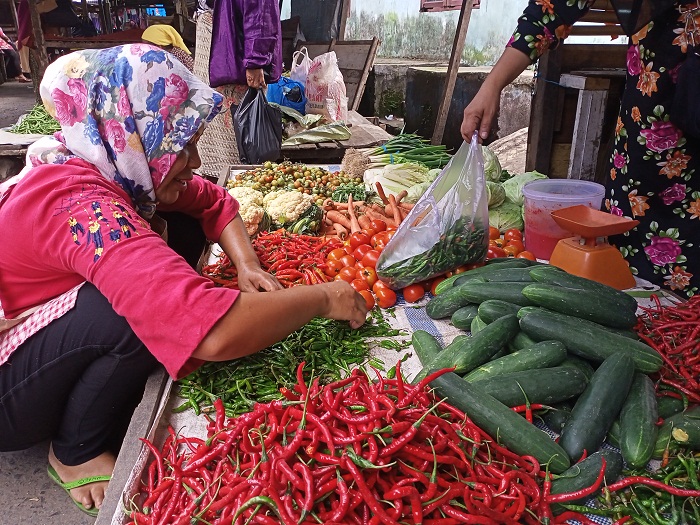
[9,104,61,135]
[176,310,407,416]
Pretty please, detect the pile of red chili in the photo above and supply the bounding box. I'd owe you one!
[129,365,599,525]
[635,294,700,403]
[201,230,341,288]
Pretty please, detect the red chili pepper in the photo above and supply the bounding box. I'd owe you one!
[546,458,606,503]
[605,475,700,497]
[341,454,400,525]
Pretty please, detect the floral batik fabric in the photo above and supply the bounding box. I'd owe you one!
[510,1,699,297]
[38,44,224,219]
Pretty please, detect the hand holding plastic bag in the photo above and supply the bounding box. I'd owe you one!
[233,88,283,164]
[376,134,489,289]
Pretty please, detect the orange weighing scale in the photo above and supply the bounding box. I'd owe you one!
[548,205,639,290]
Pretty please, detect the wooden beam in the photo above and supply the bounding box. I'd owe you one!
[173,0,188,33]
[430,0,473,145]
[568,86,609,180]
[27,0,49,89]
[9,0,20,35]
[338,0,350,41]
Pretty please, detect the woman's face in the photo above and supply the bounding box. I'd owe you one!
[155,130,203,205]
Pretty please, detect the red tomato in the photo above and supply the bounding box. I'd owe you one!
[358,289,375,310]
[324,259,344,277]
[517,250,536,261]
[487,246,507,259]
[349,231,372,250]
[352,243,373,262]
[489,238,505,248]
[503,228,523,243]
[506,239,525,254]
[375,287,397,309]
[327,248,346,262]
[339,254,356,268]
[361,249,381,269]
[488,226,501,240]
[338,266,358,283]
[370,231,390,250]
[430,276,445,296]
[402,284,425,303]
[503,245,521,258]
[369,219,387,233]
[350,278,370,292]
[372,280,390,294]
[358,266,378,287]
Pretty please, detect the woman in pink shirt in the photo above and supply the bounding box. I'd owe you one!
[0,44,366,517]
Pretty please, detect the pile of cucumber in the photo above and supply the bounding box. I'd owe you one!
[414,258,699,487]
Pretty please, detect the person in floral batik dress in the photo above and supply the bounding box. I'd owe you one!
[461,0,700,297]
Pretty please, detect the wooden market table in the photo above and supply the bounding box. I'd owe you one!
[280,110,393,163]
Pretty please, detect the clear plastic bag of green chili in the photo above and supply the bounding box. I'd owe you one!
[376,134,489,289]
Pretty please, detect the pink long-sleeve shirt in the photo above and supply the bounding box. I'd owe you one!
[0,158,240,378]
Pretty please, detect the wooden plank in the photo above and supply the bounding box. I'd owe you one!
[338,0,350,41]
[568,88,608,180]
[431,0,474,145]
[570,25,625,36]
[560,73,611,91]
[579,10,620,24]
[351,37,379,112]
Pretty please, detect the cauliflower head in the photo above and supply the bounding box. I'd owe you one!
[263,190,313,225]
[228,187,265,236]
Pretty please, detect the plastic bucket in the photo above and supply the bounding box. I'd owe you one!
[522,179,606,260]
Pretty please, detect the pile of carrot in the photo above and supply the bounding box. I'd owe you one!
[320,183,414,239]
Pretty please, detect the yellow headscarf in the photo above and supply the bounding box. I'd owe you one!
[142,25,191,54]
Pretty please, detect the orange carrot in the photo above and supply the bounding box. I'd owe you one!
[388,194,401,226]
[375,182,389,205]
[363,208,391,222]
[399,202,415,211]
[347,195,362,233]
[357,214,372,231]
[323,198,336,211]
[332,223,349,240]
[396,190,408,204]
[325,210,352,230]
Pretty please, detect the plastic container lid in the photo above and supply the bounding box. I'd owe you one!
[521,179,605,203]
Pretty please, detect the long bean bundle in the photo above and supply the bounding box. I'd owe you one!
[9,104,61,135]
[176,310,407,416]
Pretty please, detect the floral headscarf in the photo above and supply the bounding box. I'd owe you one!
[37,44,224,218]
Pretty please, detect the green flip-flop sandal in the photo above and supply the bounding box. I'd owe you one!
[47,464,112,517]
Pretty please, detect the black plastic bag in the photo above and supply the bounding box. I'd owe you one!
[233,88,283,164]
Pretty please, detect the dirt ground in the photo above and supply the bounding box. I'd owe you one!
[0,79,36,128]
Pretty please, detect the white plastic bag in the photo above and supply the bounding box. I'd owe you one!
[305,51,348,123]
[290,46,312,85]
[376,134,490,289]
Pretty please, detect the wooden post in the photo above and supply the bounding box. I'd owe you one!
[430,0,474,146]
[27,0,49,95]
[338,0,350,41]
[173,0,188,33]
[9,0,20,34]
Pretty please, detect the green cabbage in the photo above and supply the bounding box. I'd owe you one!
[501,171,548,206]
[489,202,524,233]
[482,146,503,182]
[405,181,433,204]
[486,181,506,208]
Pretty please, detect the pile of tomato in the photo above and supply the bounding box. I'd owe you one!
[486,227,535,261]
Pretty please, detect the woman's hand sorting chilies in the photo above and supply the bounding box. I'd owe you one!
[235,264,283,292]
[320,280,369,329]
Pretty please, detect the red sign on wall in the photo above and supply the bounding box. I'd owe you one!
[420,0,480,12]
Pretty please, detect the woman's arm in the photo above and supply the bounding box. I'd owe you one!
[217,214,282,292]
[461,0,592,141]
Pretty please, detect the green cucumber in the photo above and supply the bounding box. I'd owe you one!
[458,282,535,307]
[550,449,623,513]
[430,372,571,473]
[652,406,700,458]
[519,305,637,338]
[541,401,575,433]
[412,315,520,383]
[486,257,542,267]
[559,356,596,382]
[522,283,637,329]
[619,373,658,469]
[470,315,488,333]
[473,366,588,407]
[411,330,443,367]
[656,395,686,419]
[477,300,522,324]
[464,340,567,383]
[508,331,538,352]
[528,266,638,312]
[482,267,534,283]
[559,353,635,463]
[426,276,485,319]
[434,260,529,295]
[451,304,479,330]
[519,308,662,373]
[607,419,621,448]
